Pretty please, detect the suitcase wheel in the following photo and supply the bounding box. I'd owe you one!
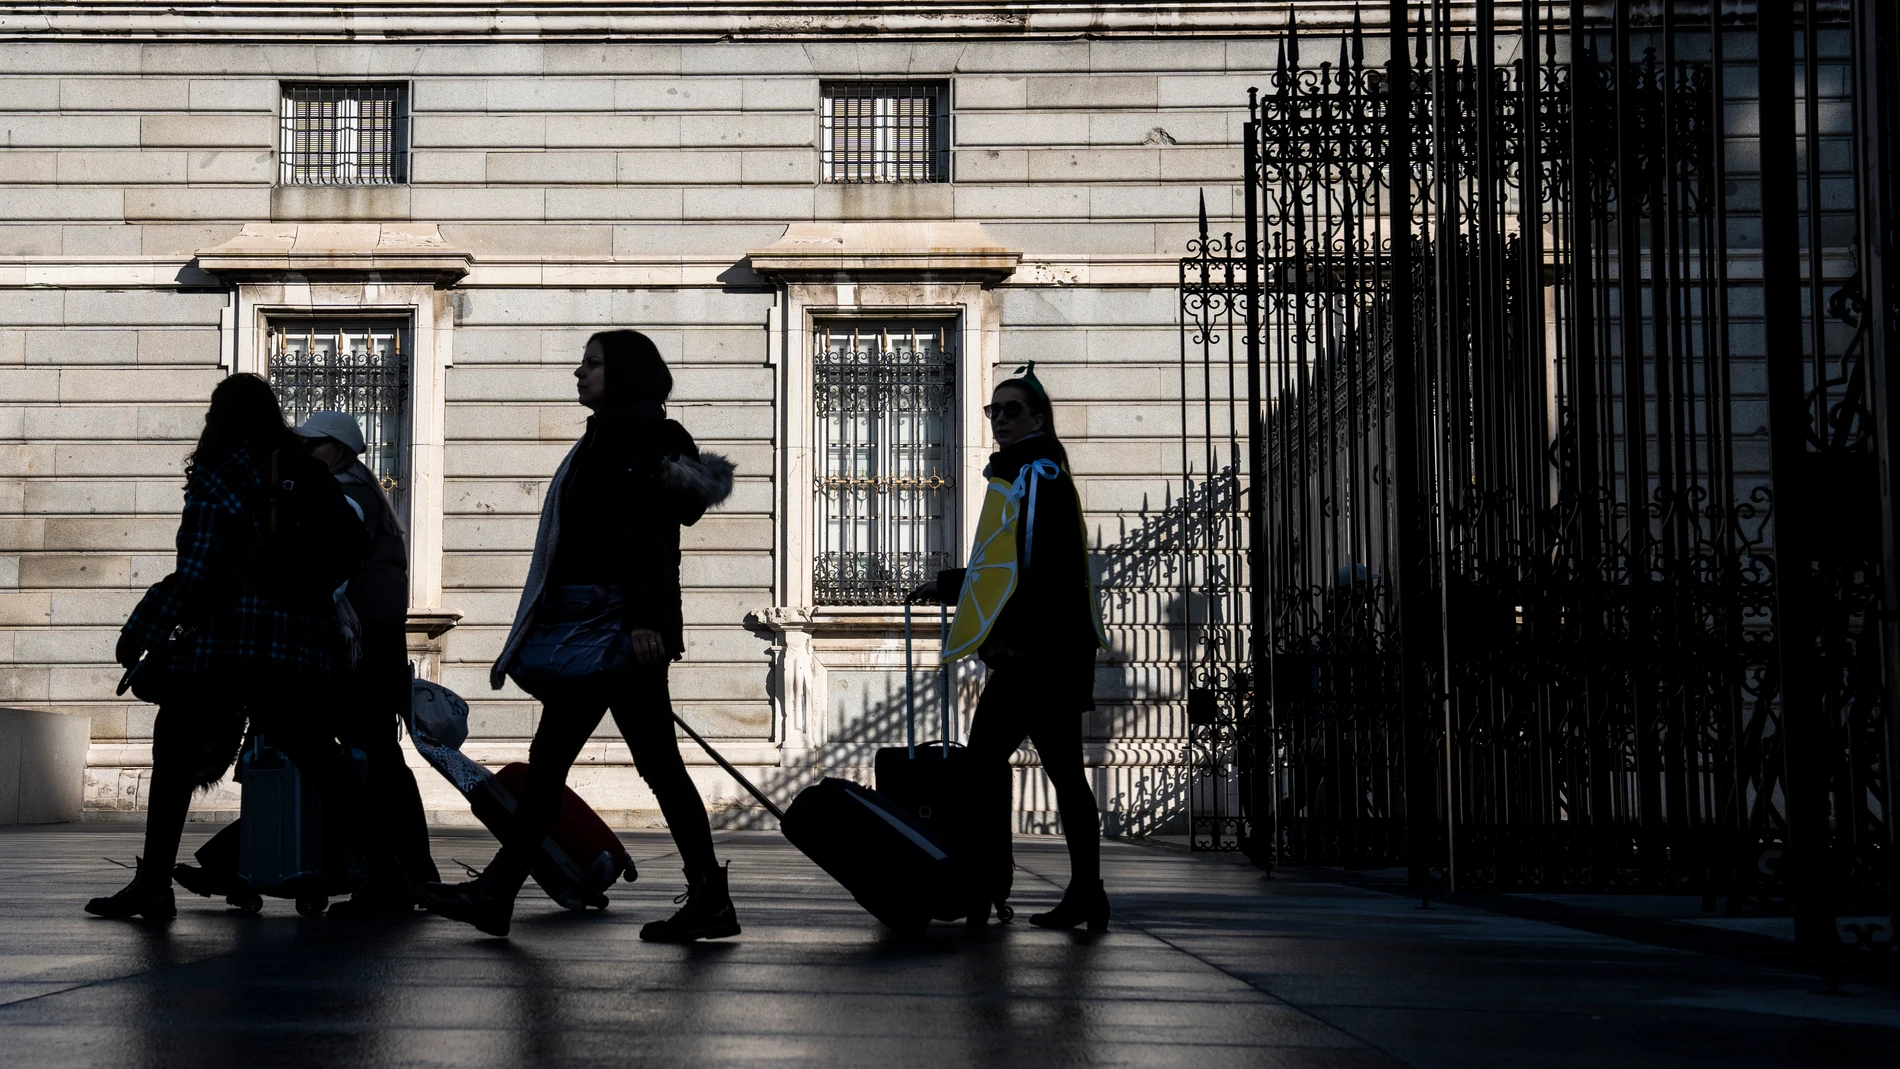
[295,895,328,917]
[227,890,264,915]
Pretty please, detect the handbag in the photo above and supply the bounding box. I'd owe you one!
[116,634,179,705]
[507,584,633,701]
[116,575,193,706]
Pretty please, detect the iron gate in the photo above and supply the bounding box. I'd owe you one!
[1180,0,1899,957]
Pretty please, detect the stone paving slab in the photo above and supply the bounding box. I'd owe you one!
[0,824,1895,1068]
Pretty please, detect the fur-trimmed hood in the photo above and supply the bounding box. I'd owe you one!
[660,451,735,508]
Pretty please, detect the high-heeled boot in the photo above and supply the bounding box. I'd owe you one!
[1028,879,1109,931]
[84,857,177,921]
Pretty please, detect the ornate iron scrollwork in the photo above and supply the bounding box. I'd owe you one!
[1178,3,1897,949]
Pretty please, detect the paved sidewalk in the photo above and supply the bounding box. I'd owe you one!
[0,824,1895,1068]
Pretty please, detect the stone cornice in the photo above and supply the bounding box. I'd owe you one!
[0,250,1851,292]
[0,2,1374,41]
[747,221,1021,284]
[0,4,1825,42]
[192,223,472,286]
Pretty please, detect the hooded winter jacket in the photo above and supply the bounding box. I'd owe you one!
[491,405,734,688]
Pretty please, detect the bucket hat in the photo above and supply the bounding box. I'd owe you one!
[291,410,367,456]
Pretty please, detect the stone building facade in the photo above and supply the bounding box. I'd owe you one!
[0,2,1326,830]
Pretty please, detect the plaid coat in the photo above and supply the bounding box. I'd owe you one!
[122,444,352,683]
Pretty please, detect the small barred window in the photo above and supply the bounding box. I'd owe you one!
[280,83,408,186]
[820,82,950,184]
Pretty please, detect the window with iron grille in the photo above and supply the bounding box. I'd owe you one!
[819,82,949,184]
[267,319,412,530]
[279,83,408,186]
[813,319,959,605]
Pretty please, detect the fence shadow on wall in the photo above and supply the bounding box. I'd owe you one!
[706,484,1219,842]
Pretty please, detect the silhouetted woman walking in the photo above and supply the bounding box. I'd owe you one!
[93,374,378,919]
[912,365,1111,930]
[418,330,735,939]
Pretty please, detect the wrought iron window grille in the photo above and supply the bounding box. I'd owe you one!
[266,320,413,528]
[279,83,408,186]
[819,82,949,184]
[813,320,958,605]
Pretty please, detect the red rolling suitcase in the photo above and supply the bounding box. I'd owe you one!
[670,714,973,935]
[409,692,636,911]
[466,762,637,911]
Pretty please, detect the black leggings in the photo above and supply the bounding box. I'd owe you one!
[964,659,1101,902]
[499,664,717,883]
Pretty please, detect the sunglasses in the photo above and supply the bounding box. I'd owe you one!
[983,400,1029,420]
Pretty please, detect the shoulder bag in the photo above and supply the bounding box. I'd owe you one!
[116,575,192,705]
[508,584,633,703]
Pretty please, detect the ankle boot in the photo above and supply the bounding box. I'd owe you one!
[85,858,177,921]
[1029,879,1109,931]
[640,863,740,943]
[416,853,525,937]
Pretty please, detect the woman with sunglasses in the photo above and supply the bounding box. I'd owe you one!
[910,365,1111,930]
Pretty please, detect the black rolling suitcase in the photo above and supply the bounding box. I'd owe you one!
[872,603,1002,902]
[669,715,973,935]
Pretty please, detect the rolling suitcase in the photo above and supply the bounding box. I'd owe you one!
[236,735,369,915]
[670,714,973,936]
[466,762,637,911]
[872,602,1002,899]
[406,680,635,911]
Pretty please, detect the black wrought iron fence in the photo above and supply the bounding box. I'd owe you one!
[1180,0,1899,959]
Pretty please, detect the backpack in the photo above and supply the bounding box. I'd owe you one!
[260,449,369,602]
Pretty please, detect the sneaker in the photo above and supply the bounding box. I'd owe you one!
[639,864,741,943]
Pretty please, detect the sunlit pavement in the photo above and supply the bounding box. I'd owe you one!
[1,824,1896,1068]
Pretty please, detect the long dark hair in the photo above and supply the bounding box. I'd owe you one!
[993,376,1069,467]
[588,329,672,409]
[185,373,300,479]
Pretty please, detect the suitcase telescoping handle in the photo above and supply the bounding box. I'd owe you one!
[904,601,915,759]
[903,600,956,761]
[671,713,786,823]
[939,602,950,756]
